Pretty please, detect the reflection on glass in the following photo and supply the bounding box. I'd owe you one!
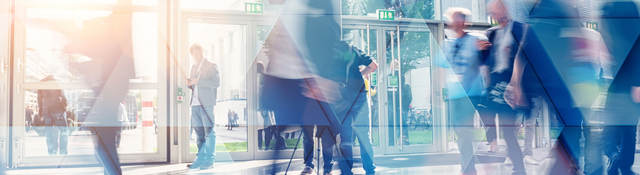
[23,89,158,157]
[25,9,158,83]
[386,29,434,149]
[188,23,248,153]
[399,30,433,145]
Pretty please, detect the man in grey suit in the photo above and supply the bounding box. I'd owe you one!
[187,44,220,170]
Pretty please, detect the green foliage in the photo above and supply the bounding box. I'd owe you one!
[341,0,435,82]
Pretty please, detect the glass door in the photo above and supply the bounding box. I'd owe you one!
[11,0,168,167]
[381,26,438,154]
[178,18,251,162]
[0,0,9,168]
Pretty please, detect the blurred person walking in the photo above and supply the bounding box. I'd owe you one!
[33,1,138,174]
[600,1,640,174]
[439,7,485,175]
[260,0,367,174]
[37,75,70,155]
[476,1,526,174]
[503,0,601,174]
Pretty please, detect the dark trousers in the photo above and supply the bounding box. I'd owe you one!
[264,126,285,150]
[478,107,497,144]
[333,91,367,175]
[302,126,336,172]
[604,126,637,175]
[260,75,342,174]
[477,103,525,174]
[91,127,122,175]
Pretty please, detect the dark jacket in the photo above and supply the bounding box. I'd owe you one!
[190,60,221,107]
[600,1,640,124]
[37,89,67,116]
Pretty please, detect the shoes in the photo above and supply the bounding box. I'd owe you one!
[524,155,540,165]
[187,160,202,169]
[504,158,512,165]
[199,163,214,170]
[199,160,214,170]
[300,166,314,175]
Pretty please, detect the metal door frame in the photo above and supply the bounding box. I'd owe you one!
[343,17,446,155]
[9,0,169,167]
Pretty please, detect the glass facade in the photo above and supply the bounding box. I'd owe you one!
[4,1,622,175]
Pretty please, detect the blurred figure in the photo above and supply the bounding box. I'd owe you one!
[300,44,376,175]
[261,0,359,174]
[32,1,137,173]
[440,7,485,175]
[521,97,542,158]
[115,102,127,148]
[477,1,526,174]
[227,110,234,131]
[600,1,640,174]
[504,0,601,174]
[256,17,342,175]
[37,75,69,155]
[187,43,220,170]
[256,63,286,151]
[25,106,34,132]
[259,110,285,150]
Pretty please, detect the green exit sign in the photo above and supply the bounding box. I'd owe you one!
[245,2,263,15]
[377,9,395,21]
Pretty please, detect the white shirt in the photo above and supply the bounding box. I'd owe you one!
[191,59,206,106]
[493,22,514,73]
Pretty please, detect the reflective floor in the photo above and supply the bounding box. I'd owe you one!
[10,149,638,175]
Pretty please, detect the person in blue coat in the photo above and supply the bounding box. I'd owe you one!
[599,1,640,174]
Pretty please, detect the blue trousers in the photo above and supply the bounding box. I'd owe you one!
[191,105,216,162]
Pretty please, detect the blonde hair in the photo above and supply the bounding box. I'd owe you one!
[189,43,203,54]
[445,7,472,22]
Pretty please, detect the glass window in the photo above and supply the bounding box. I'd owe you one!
[0,0,9,166]
[180,0,245,11]
[441,0,488,23]
[342,0,436,20]
[24,8,159,83]
[23,88,159,157]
